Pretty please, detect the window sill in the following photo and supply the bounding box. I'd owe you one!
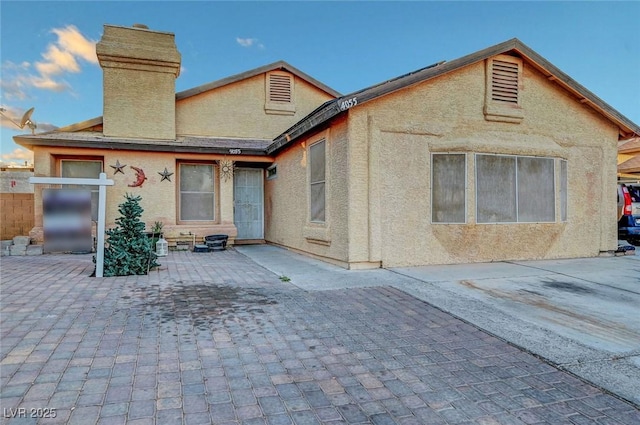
[303,224,330,245]
[484,103,524,124]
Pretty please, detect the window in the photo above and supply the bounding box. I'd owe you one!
[60,159,103,221]
[265,71,295,115]
[309,140,326,223]
[560,159,568,221]
[179,163,215,221]
[484,55,524,123]
[432,154,466,223]
[476,155,517,222]
[476,154,556,223]
[517,157,554,222]
[266,164,277,180]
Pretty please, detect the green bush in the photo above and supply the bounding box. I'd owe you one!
[97,193,160,276]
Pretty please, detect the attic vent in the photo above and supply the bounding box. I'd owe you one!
[269,74,292,103]
[265,71,295,115]
[484,54,523,124]
[491,59,519,104]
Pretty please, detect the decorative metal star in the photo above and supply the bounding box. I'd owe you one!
[110,160,126,174]
[158,167,174,182]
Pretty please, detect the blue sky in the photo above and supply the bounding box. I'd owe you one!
[1,1,639,166]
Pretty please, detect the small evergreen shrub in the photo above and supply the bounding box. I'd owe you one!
[97,193,160,276]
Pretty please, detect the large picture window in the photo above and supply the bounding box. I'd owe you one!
[179,163,215,221]
[432,154,466,223]
[60,159,103,221]
[476,154,556,223]
[309,140,326,223]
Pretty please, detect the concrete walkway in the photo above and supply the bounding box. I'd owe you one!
[1,247,638,424]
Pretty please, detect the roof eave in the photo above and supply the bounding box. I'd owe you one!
[176,60,341,100]
[13,134,271,156]
[267,38,640,153]
[511,40,640,139]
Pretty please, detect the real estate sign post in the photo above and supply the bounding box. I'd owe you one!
[30,173,114,277]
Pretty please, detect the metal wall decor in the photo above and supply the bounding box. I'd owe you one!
[110,160,127,174]
[158,167,174,182]
[219,159,234,182]
[128,166,147,187]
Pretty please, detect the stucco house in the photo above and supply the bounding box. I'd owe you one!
[15,24,640,268]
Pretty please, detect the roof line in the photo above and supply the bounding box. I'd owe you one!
[55,116,103,132]
[13,133,271,156]
[268,38,639,154]
[176,60,341,100]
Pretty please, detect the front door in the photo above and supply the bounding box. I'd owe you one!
[234,168,264,240]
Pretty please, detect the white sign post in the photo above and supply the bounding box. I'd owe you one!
[30,172,114,277]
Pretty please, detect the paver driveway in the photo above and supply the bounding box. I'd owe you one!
[1,250,639,424]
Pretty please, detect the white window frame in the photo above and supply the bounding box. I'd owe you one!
[431,153,467,224]
[475,153,557,224]
[178,162,216,223]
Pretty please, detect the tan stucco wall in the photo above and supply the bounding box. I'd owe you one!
[265,117,350,266]
[102,69,177,140]
[347,58,619,267]
[97,25,181,140]
[264,58,619,268]
[176,73,335,139]
[29,146,270,246]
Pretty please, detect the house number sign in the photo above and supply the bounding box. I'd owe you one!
[229,149,241,154]
[339,97,358,111]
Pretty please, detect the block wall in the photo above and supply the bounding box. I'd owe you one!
[1,193,34,239]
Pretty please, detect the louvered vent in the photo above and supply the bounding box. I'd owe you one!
[269,74,292,103]
[491,60,519,104]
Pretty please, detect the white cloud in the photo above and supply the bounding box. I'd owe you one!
[52,26,99,65]
[0,148,34,164]
[236,37,265,49]
[0,25,97,99]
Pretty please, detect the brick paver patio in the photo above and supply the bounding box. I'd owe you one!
[1,250,638,424]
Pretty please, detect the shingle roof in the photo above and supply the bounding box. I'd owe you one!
[267,38,640,155]
[15,132,271,155]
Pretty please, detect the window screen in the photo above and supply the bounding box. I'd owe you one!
[560,160,567,221]
[432,154,466,223]
[476,155,517,223]
[476,154,559,223]
[61,159,102,221]
[179,163,215,221]
[309,140,326,222]
[517,157,555,222]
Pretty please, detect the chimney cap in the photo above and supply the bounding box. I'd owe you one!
[132,23,149,29]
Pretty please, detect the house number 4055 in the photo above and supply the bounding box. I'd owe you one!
[339,97,358,111]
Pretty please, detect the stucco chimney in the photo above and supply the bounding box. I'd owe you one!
[96,24,181,140]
